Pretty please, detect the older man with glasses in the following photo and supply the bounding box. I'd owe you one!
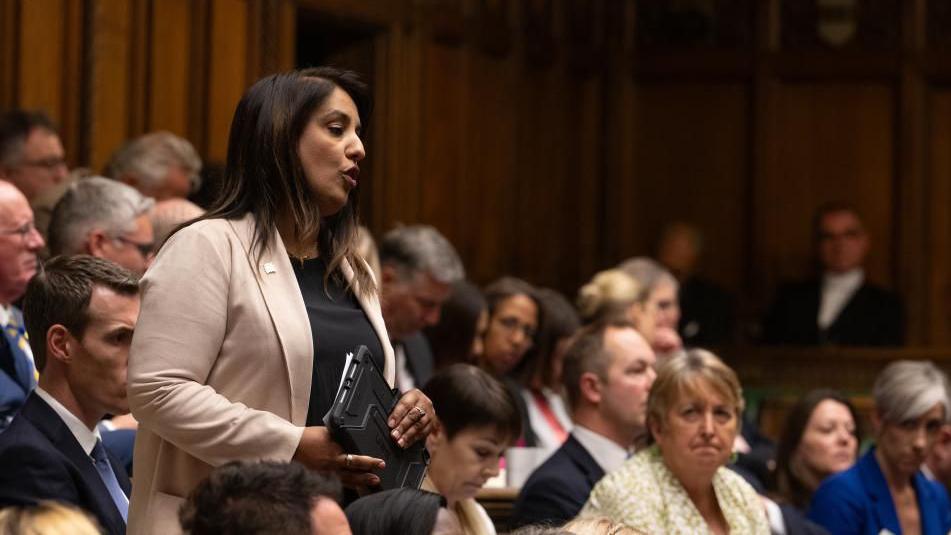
[47,176,155,276]
[0,110,69,203]
[0,180,45,431]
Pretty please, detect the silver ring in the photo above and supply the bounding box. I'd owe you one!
[346,453,352,467]
[413,406,426,418]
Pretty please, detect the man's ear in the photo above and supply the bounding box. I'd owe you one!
[86,229,110,257]
[46,324,73,365]
[579,371,603,405]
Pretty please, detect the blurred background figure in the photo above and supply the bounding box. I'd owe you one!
[379,224,465,390]
[423,364,522,535]
[150,197,205,246]
[774,389,860,513]
[809,360,951,535]
[925,424,951,496]
[764,202,903,347]
[0,501,102,535]
[655,222,735,346]
[354,225,381,283]
[513,321,655,528]
[616,257,683,357]
[179,461,349,535]
[346,488,445,535]
[424,279,489,371]
[105,131,202,201]
[582,350,769,533]
[0,110,69,204]
[513,288,580,453]
[47,176,155,275]
[0,180,44,431]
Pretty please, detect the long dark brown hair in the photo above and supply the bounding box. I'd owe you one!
[178,67,375,296]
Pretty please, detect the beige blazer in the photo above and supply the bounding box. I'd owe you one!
[126,214,394,535]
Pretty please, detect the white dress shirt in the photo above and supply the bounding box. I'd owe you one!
[818,269,864,330]
[572,424,631,474]
[34,387,100,456]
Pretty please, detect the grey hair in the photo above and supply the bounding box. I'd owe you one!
[616,256,678,301]
[105,131,202,192]
[48,176,155,256]
[379,225,465,284]
[873,360,950,424]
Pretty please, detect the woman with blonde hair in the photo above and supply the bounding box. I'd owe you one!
[581,349,768,534]
[0,501,101,535]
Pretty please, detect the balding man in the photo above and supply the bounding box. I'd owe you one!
[48,176,155,276]
[513,321,657,527]
[0,180,45,430]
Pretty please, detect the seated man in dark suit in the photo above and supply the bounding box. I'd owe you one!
[764,201,903,346]
[379,225,465,390]
[0,180,45,431]
[0,255,139,535]
[512,320,656,527]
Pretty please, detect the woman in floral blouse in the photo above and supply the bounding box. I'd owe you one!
[581,350,769,534]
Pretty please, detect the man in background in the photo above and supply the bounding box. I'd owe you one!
[764,202,903,346]
[379,225,465,390]
[0,180,44,430]
[47,176,155,276]
[105,131,202,201]
[513,321,657,527]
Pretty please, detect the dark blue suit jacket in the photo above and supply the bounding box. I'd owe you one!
[0,393,130,535]
[0,306,36,431]
[808,448,951,535]
[512,433,605,527]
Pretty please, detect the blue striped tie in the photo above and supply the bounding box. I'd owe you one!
[91,439,128,521]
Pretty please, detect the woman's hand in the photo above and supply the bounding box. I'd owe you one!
[293,426,384,487]
[388,388,435,448]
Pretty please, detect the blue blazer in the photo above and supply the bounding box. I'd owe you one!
[0,306,36,431]
[512,433,606,528]
[808,448,951,535]
[0,393,130,535]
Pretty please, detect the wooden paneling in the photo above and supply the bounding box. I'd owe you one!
[18,0,66,120]
[206,0,249,162]
[755,82,896,293]
[87,0,134,171]
[926,88,951,344]
[148,0,191,135]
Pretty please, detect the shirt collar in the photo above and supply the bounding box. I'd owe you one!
[0,305,11,327]
[822,268,864,289]
[35,387,101,456]
[572,425,631,474]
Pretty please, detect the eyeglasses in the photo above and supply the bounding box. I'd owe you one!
[0,221,39,242]
[494,316,537,340]
[114,236,154,257]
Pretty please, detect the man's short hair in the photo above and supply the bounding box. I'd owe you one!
[22,255,139,372]
[812,200,863,241]
[561,319,633,409]
[105,131,202,192]
[0,110,57,168]
[179,461,342,535]
[47,176,155,256]
[379,225,465,284]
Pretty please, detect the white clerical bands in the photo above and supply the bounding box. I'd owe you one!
[413,406,426,418]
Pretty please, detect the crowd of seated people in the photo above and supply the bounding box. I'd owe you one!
[0,66,941,535]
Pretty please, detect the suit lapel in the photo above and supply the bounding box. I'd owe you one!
[228,216,313,426]
[913,472,937,535]
[21,395,127,533]
[857,449,900,533]
[564,434,606,486]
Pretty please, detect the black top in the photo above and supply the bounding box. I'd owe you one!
[292,257,385,426]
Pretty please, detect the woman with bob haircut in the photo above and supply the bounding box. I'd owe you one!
[422,364,522,535]
[774,389,861,512]
[581,349,769,534]
[809,360,951,535]
[126,67,434,533]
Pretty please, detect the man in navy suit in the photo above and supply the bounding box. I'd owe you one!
[512,321,657,527]
[379,225,464,390]
[0,255,139,535]
[0,180,45,431]
[764,201,903,346]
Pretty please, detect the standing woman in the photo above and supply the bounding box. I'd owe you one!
[809,360,951,535]
[126,68,434,534]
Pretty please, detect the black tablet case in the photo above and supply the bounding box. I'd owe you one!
[327,346,429,490]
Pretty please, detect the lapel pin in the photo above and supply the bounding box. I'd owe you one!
[263,262,276,274]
